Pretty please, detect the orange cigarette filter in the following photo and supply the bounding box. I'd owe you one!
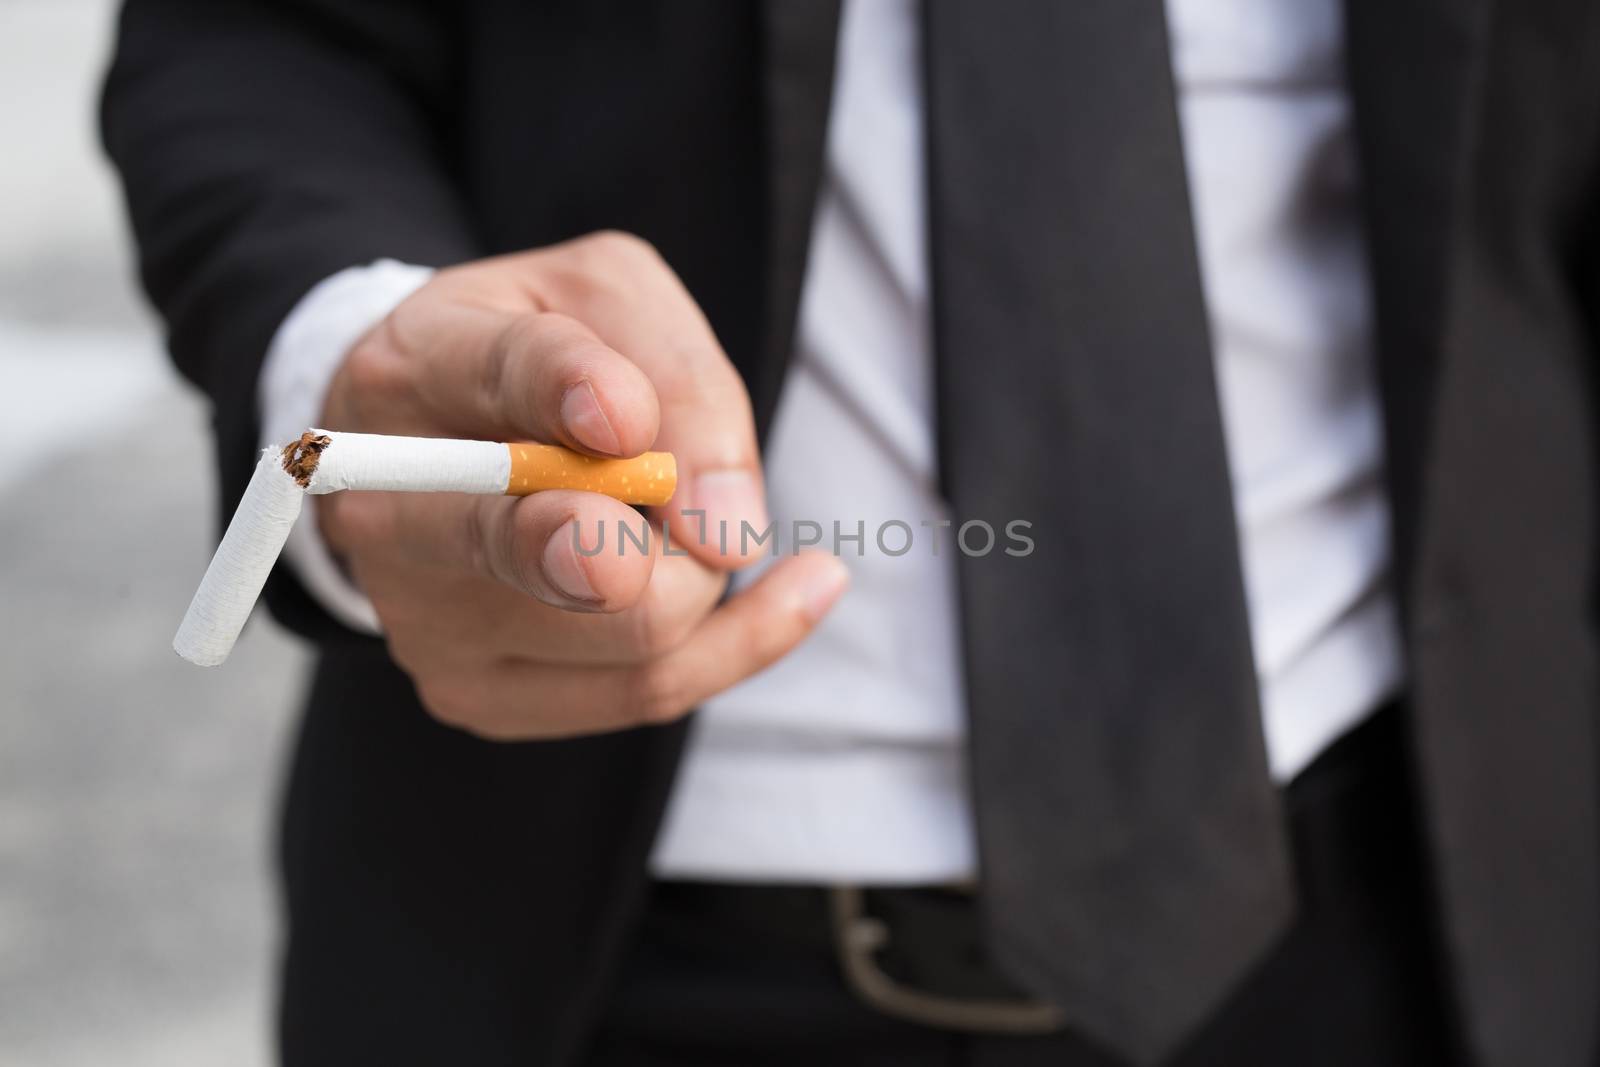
[506,443,677,506]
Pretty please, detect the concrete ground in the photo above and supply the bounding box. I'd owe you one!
[1,2,307,1063]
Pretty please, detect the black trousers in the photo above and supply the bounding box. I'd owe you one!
[580,707,1458,1066]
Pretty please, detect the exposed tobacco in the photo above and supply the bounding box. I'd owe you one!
[280,431,333,487]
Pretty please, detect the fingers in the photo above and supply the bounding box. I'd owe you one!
[649,360,770,572]
[322,489,657,613]
[420,552,850,740]
[350,530,730,668]
[637,552,849,714]
[343,234,769,571]
[514,233,772,570]
[316,233,832,745]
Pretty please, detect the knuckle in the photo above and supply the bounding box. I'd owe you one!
[702,368,756,421]
[329,318,427,434]
[383,281,441,345]
[339,327,409,403]
[584,229,661,266]
[562,231,676,306]
[339,336,389,393]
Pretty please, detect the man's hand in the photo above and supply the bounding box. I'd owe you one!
[316,231,848,739]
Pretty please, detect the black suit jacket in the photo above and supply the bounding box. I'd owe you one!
[103,2,1600,1064]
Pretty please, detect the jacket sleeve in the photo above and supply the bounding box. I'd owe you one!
[101,0,482,643]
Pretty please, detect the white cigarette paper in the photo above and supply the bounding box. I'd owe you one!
[172,447,307,667]
[304,432,507,494]
[173,430,676,667]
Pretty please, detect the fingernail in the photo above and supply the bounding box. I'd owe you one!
[799,558,850,623]
[543,519,600,603]
[692,470,769,553]
[560,380,622,456]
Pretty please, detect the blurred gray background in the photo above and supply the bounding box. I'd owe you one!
[1,2,309,1063]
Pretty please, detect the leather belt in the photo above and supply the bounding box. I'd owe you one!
[827,885,1064,1035]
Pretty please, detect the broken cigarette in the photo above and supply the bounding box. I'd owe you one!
[173,430,676,667]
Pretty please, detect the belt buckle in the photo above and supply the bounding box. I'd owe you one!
[827,886,1065,1036]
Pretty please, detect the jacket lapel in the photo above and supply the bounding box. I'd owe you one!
[1341,5,1580,1065]
[754,0,842,441]
[1344,0,1492,597]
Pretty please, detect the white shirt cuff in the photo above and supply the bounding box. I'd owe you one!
[257,259,434,634]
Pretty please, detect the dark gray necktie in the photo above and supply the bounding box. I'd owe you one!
[922,1,1296,1060]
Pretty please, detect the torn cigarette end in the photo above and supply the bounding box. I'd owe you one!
[175,431,680,667]
[507,443,677,506]
[281,431,332,487]
[173,447,305,667]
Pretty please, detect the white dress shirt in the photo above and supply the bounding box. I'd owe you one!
[260,0,1403,885]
